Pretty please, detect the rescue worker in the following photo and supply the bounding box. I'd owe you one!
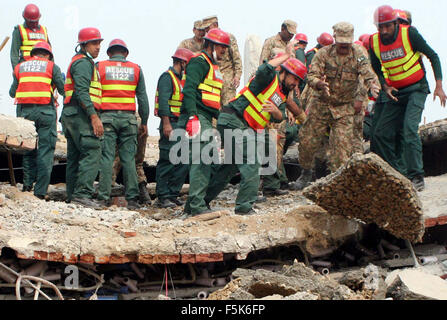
[204,44,306,214]
[179,28,230,216]
[178,20,206,54]
[259,20,297,64]
[202,15,242,106]
[11,4,50,70]
[291,22,380,191]
[96,39,150,210]
[369,5,446,191]
[294,33,308,65]
[61,27,104,209]
[154,48,194,208]
[9,42,64,199]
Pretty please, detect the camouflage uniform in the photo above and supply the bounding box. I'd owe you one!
[259,34,289,64]
[219,33,243,106]
[299,23,379,173]
[178,37,204,54]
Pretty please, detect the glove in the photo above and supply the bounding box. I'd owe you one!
[185,115,201,139]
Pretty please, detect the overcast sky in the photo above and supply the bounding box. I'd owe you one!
[1,0,446,135]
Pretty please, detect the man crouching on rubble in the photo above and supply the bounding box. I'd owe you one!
[203,42,307,215]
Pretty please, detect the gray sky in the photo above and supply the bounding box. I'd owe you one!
[1,0,446,135]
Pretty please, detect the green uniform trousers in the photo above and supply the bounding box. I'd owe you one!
[372,90,427,179]
[19,105,57,196]
[97,111,139,201]
[155,119,189,200]
[205,113,261,214]
[61,106,102,201]
[182,112,218,215]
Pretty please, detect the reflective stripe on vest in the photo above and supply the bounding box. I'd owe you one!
[372,26,424,89]
[18,24,49,60]
[64,54,102,109]
[14,57,54,104]
[231,75,286,131]
[97,60,140,111]
[196,52,223,110]
[155,70,184,117]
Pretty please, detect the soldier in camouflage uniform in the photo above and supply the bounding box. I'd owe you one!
[178,20,206,54]
[291,22,380,191]
[202,15,242,106]
[259,20,297,196]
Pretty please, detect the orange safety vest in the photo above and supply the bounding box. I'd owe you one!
[371,25,425,89]
[18,24,49,61]
[97,60,140,111]
[14,56,54,105]
[196,52,223,110]
[64,54,102,109]
[231,75,286,132]
[155,69,184,117]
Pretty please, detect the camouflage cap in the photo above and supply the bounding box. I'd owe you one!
[202,15,218,29]
[333,22,354,44]
[194,20,203,29]
[283,20,297,34]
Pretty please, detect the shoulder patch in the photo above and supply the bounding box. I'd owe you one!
[358,56,367,63]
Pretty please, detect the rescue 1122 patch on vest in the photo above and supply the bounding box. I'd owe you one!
[380,47,405,61]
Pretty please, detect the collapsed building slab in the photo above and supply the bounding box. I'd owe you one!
[0,114,36,152]
[303,153,425,243]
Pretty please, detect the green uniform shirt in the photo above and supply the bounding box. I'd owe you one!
[305,45,321,70]
[99,55,150,125]
[156,67,182,118]
[64,51,99,117]
[369,25,442,95]
[9,61,65,106]
[226,62,286,123]
[295,48,307,65]
[10,22,51,70]
[181,50,220,121]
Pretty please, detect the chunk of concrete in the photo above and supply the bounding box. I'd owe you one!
[303,153,425,242]
[387,269,447,300]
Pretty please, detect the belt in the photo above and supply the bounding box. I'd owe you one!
[100,110,135,114]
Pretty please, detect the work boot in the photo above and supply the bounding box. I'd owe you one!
[155,198,176,209]
[290,169,313,191]
[35,194,49,201]
[72,198,105,210]
[411,175,425,192]
[263,189,289,197]
[22,185,32,192]
[127,198,141,210]
[235,209,257,216]
[170,197,185,206]
[138,182,151,205]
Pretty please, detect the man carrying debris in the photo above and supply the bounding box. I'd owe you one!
[10,4,51,69]
[154,48,194,208]
[291,22,380,191]
[178,20,206,54]
[369,5,446,191]
[202,15,243,106]
[95,39,150,210]
[9,42,64,199]
[61,28,104,209]
[176,28,230,217]
[204,45,307,215]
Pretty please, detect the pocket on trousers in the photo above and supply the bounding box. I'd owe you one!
[62,107,78,117]
[80,134,101,153]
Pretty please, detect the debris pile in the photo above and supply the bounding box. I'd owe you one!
[303,153,425,242]
[0,114,37,152]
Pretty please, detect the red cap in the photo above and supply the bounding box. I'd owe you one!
[204,28,230,47]
[107,39,128,55]
[23,4,41,22]
[374,5,397,27]
[294,33,308,43]
[281,58,307,80]
[78,27,103,44]
[317,32,334,47]
[30,41,53,59]
[172,48,194,62]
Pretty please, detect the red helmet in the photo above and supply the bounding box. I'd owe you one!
[107,39,129,55]
[294,33,308,43]
[358,34,369,43]
[361,34,371,50]
[204,28,230,47]
[23,4,41,22]
[317,32,334,47]
[281,58,307,80]
[354,40,363,46]
[30,41,53,59]
[78,27,103,44]
[394,9,409,24]
[172,48,194,62]
[374,5,397,27]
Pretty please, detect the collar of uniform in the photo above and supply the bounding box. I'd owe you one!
[110,54,127,62]
[169,66,181,78]
[201,50,217,64]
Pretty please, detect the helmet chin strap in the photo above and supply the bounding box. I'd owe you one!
[212,50,218,61]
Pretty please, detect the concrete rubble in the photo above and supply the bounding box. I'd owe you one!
[303,153,425,243]
[0,114,37,152]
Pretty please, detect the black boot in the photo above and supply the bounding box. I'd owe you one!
[72,198,105,210]
[155,198,176,208]
[138,182,151,205]
[127,198,141,210]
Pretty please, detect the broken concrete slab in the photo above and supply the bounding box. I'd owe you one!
[419,118,447,145]
[0,114,37,153]
[387,269,447,300]
[336,264,387,300]
[303,153,425,243]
